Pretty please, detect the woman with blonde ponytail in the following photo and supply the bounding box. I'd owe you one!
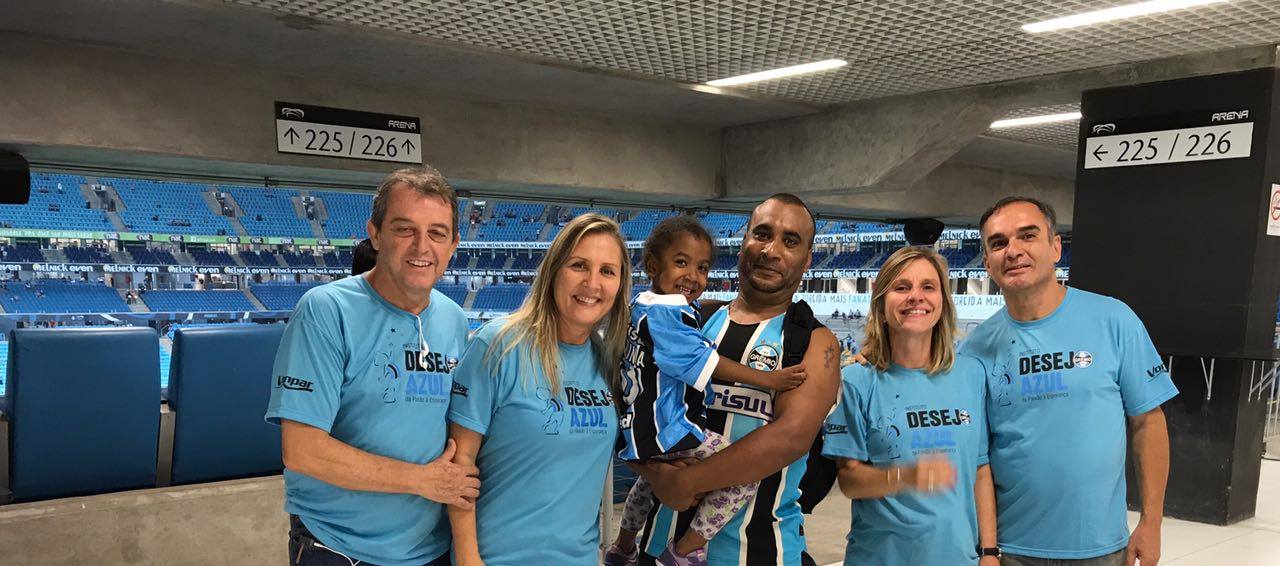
[446,213,630,566]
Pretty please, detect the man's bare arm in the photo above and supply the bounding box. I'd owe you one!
[281,419,478,507]
[655,328,839,498]
[1126,407,1169,566]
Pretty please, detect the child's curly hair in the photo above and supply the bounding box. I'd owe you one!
[641,214,716,278]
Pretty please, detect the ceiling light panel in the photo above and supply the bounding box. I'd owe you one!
[1024,0,1230,33]
[986,103,1083,149]
[231,1,1280,106]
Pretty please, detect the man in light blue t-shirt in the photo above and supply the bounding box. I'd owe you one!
[961,197,1177,566]
[264,167,479,566]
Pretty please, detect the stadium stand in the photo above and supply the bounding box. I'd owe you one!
[620,210,677,241]
[546,206,620,240]
[450,250,475,269]
[1,244,45,263]
[0,279,129,313]
[474,206,545,241]
[940,247,978,269]
[323,249,355,270]
[811,251,830,268]
[5,327,160,502]
[473,284,531,311]
[279,251,317,267]
[565,206,618,219]
[250,282,320,310]
[509,253,542,270]
[167,325,285,484]
[106,177,236,236]
[125,245,177,265]
[827,249,877,269]
[222,186,312,237]
[63,245,114,264]
[488,202,544,221]
[0,173,113,232]
[312,190,373,240]
[142,290,256,312]
[189,248,237,266]
[435,283,469,306]
[698,212,747,238]
[474,253,510,269]
[239,251,278,267]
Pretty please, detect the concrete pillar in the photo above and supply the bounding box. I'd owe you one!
[1072,68,1278,524]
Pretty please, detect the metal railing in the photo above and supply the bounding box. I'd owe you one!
[1255,360,1280,460]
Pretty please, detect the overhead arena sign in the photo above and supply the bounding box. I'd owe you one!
[275,101,423,164]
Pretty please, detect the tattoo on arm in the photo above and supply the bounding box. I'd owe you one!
[824,345,838,369]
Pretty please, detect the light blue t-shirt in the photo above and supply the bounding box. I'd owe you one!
[822,356,989,565]
[960,287,1178,559]
[448,317,619,566]
[264,275,468,566]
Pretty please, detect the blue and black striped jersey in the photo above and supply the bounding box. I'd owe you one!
[617,291,720,462]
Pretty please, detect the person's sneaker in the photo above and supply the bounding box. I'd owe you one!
[656,543,707,566]
[603,543,638,566]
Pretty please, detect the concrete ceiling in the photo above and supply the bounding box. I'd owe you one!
[5,0,1279,203]
[3,0,816,128]
[231,0,1280,105]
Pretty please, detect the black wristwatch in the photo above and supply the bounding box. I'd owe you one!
[976,545,1002,558]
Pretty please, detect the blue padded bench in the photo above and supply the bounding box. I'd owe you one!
[5,327,160,502]
[167,325,285,485]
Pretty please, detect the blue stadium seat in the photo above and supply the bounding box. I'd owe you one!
[435,283,469,306]
[619,210,677,241]
[697,212,748,238]
[313,190,374,240]
[106,177,235,236]
[509,253,541,270]
[472,284,530,311]
[222,186,312,237]
[190,249,237,266]
[250,283,321,310]
[142,290,255,312]
[828,250,876,269]
[167,325,285,485]
[1,244,44,263]
[0,280,129,314]
[0,173,113,232]
[4,327,160,502]
[323,250,354,269]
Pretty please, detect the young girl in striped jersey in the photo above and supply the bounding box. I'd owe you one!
[605,215,806,566]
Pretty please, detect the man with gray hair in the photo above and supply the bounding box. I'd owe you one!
[962,196,1175,566]
[266,166,478,566]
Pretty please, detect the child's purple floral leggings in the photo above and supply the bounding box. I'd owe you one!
[620,430,761,541]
